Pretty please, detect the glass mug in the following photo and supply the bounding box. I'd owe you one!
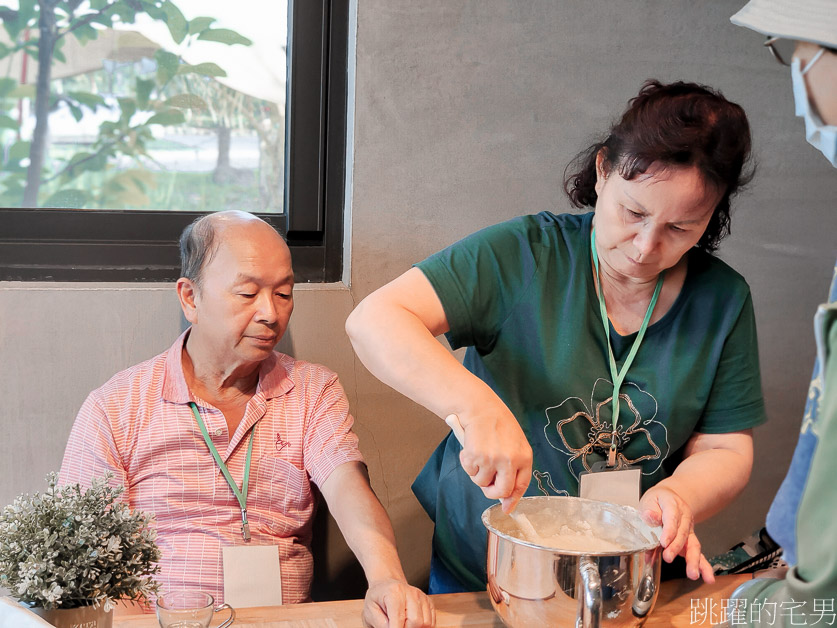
[156,590,235,628]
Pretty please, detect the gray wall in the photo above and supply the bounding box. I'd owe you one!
[3,0,837,595]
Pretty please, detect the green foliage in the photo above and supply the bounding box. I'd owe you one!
[68,91,107,110]
[145,110,185,126]
[43,189,88,208]
[0,0,256,208]
[154,49,181,85]
[188,17,217,35]
[165,93,207,111]
[178,62,227,78]
[197,28,253,47]
[0,114,17,130]
[0,473,161,610]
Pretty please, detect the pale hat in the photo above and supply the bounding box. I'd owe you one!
[731,0,837,50]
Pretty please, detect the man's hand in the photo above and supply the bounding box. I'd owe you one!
[362,578,435,628]
[640,485,715,583]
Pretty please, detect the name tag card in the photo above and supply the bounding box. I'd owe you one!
[579,464,641,509]
[222,545,283,608]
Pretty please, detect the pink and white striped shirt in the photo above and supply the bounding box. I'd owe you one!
[60,330,364,608]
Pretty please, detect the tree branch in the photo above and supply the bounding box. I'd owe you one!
[41,139,118,184]
[58,2,118,39]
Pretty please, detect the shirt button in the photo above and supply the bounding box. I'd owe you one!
[215,428,222,436]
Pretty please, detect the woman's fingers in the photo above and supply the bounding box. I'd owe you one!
[455,410,533,504]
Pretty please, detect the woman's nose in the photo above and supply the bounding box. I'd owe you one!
[633,227,659,257]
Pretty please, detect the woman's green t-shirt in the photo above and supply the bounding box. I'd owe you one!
[413,210,767,591]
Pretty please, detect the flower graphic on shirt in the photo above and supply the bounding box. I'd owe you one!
[533,470,569,497]
[542,377,669,481]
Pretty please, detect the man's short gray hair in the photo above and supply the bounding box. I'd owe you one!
[179,212,283,287]
[179,215,220,288]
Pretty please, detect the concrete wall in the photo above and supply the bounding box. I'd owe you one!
[3,0,837,597]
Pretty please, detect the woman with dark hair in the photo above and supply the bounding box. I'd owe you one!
[346,80,766,593]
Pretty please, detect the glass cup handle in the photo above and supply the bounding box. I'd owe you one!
[214,603,235,628]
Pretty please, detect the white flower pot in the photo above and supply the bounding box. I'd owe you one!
[29,604,113,628]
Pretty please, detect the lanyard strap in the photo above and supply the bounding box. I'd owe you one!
[190,401,255,541]
[590,228,664,466]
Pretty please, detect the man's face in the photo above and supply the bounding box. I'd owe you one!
[795,41,837,125]
[190,222,294,367]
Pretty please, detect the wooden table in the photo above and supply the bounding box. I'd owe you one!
[117,574,751,627]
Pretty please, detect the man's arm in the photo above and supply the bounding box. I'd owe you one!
[59,392,128,493]
[319,461,435,628]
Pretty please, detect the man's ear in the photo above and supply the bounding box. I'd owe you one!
[176,277,199,324]
[594,148,610,196]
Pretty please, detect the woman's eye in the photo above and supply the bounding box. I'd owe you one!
[626,208,642,219]
[276,292,291,299]
[239,293,256,298]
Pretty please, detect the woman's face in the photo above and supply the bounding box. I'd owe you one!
[593,153,722,282]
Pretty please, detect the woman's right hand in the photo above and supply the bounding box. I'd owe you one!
[346,268,532,511]
[449,407,532,511]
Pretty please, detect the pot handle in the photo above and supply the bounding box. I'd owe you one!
[579,556,602,628]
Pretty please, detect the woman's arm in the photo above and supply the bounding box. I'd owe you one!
[345,267,532,510]
[640,429,754,582]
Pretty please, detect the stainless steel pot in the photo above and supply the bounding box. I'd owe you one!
[483,496,662,627]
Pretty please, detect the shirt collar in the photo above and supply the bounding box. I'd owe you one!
[161,328,294,404]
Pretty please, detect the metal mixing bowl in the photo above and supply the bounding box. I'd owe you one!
[483,496,662,627]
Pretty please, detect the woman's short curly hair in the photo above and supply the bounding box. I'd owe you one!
[563,80,754,253]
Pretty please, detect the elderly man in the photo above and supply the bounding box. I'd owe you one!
[60,211,434,628]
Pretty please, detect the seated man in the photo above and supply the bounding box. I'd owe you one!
[60,210,434,628]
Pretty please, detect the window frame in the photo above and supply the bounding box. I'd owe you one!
[0,0,348,284]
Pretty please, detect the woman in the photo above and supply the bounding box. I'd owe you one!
[346,80,765,593]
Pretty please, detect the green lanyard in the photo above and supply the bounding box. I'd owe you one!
[590,228,664,467]
[190,402,255,541]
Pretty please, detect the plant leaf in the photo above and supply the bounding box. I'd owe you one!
[146,109,185,126]
[0,78,18,98]
[177,62,226,78]
[68,103,83,122]
[118,97,137,120]
[72,21,100,45]
[164,94,206,111]
[0,114,18,130]
[154,50,180,85]
[42,189,87,209]
[160,0,188,44]
[135,78,154,109]
[11,84,35,99]
[197,28,252,47]
[68,91,106,109]
[188,16,216,35]
[9,140,31,161]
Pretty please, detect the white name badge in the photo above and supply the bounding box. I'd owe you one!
[579,464,641,509]
[222,545,283,608]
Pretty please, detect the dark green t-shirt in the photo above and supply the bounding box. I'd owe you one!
[413,210,767,590]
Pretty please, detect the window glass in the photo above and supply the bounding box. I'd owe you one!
[0,0,287,214]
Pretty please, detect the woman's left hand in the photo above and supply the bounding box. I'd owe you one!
[639,484,715,583]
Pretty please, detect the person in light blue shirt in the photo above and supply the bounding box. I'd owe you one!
[726,0,837,622]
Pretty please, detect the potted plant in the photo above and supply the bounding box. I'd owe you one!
[0,473,161,628]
